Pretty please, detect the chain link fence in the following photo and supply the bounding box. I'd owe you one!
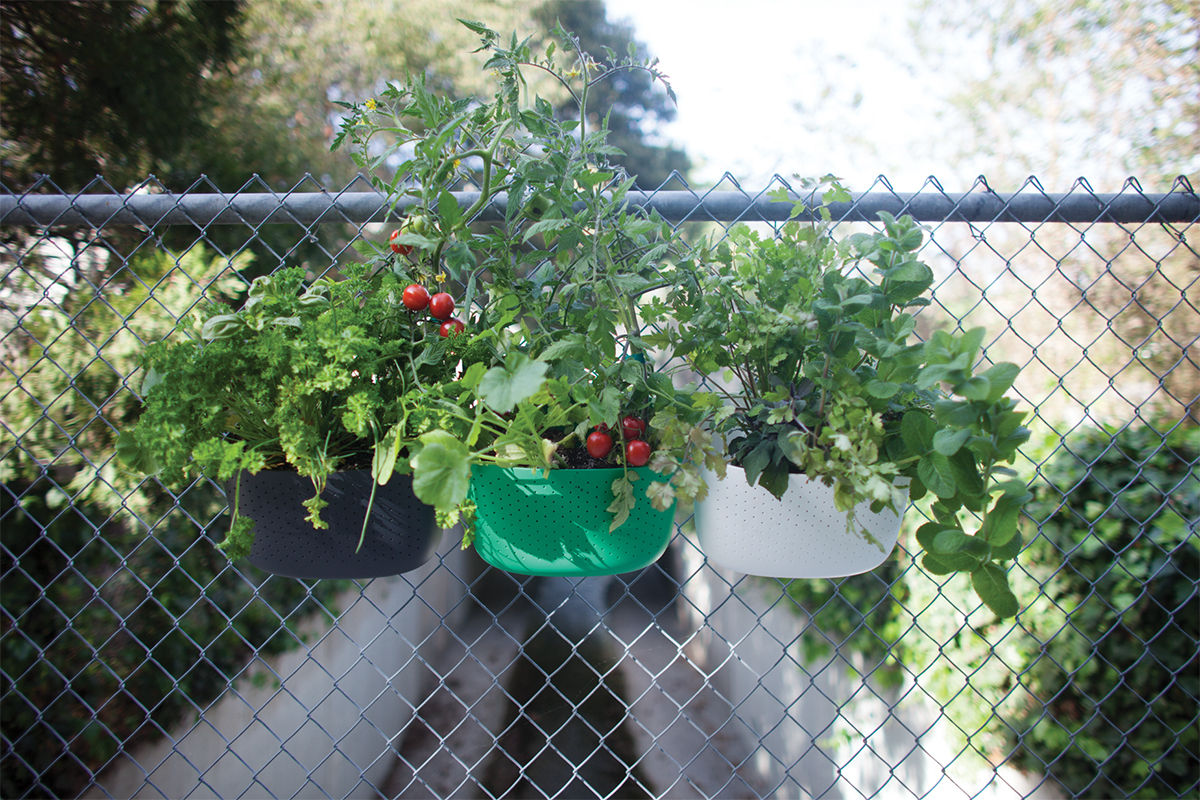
[2,174,1197,799]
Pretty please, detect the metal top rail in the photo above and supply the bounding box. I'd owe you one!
[3,188,1198,228]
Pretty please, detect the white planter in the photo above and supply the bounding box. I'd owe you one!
[694,466,905,578]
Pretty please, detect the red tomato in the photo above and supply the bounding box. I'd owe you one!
[439,318,465,337]
[402,284,430,311]
[620,415,647,441]
[429,292,455,321]
[586,430,613,459]
[388,229,413,256]
[625,439,651,467]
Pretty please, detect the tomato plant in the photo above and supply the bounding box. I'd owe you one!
[429,292,455,321]
[620,416,646,441]
[624,439,651,467]
[439,318,465,337]
[402,284,430,311]
[586,430,613,459]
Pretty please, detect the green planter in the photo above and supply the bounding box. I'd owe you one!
[469,465,675,576]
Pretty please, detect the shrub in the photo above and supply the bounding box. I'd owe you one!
[1003,424,1199,797]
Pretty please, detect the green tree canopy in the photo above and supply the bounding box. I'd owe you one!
[1,0,243,190]
[533,0,691,187]
[1,0,691,192]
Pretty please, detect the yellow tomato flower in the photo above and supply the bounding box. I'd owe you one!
[435,273,447,284]
[365,98,377,111]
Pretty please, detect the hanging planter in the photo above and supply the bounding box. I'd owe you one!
[232,470,440,580]
[468,465,675,577]
[694,467,905,579]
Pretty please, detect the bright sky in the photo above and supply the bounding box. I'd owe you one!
[602,0,952,190]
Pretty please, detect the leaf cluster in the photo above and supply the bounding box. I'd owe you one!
[1004,423,1199,796]
[330,21,722,539]
[648,186,1033,617]
[120,261,477,556]
[127,21,719,555]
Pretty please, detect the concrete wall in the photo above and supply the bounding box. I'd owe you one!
[89,533,466,800]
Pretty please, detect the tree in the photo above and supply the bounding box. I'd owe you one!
[533,0,691,187]
[0,0,243,190]
[908,0,1199,426]
[911,0,1199,186]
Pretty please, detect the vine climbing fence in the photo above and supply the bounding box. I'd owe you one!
[1,174,1198,799]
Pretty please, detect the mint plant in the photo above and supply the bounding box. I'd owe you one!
[646,184,1032,617]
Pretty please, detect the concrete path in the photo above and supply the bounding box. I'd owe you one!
[379,574,763,799]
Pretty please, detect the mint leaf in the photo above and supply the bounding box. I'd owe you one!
[971,563,1020,618]
[933,428,971,456]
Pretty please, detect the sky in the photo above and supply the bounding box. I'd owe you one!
[600,0,945,191]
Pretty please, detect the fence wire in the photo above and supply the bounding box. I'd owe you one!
[1,174,1197,800]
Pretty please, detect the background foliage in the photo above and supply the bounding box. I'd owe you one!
[1,0,1197,797]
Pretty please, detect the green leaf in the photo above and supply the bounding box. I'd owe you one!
[866,380,901,399]
[443,241,476,275]
[410,430,471,509]
[756,462,791,500]
[741,441,773,485]
[538,334,585,361]
[980,494,1023,546]
[915,521,953,552]
[842,294,874,314]
[959,375,992,402]
[971,563,1020,618]
[960,327,987,360]
[991,531,1024,561]
[437,189,463,228]
[981,362,1020,401]
[931,530,990,561]
[932,428,971,456]
[920,552,961,576]
[607,475,635,532]
[201,314,241,341]
[949,448,985,497]
[901,410,935,452]
[478,354,549,413]
[372,425,402,485]
[522,217,570,242]
[140,366,164,396]
[917,453,957,498]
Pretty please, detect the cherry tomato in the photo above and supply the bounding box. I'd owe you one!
[625,439,651,467]
[620,415,646,441]
[402,284,430,311]
[439,318,466,337]
[586,430,613,459]
[428,292,455,321]
[388,229,413,256]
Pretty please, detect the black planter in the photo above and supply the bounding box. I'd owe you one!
[231,470,440,579]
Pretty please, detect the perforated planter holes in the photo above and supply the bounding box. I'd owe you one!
[695,466,905,578]
[231,470,440,579]
[469,465,675,576]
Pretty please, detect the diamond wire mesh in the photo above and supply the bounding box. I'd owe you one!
[1,175,1197,800]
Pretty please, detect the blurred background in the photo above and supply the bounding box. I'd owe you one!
[3,0,1196,193]
[1,2,1197,798]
